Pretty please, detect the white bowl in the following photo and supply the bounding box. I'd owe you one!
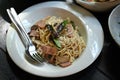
[6,1,104,77]
[108,4,120,46]
[75,0,120,12]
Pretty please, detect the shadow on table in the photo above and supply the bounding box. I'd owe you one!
[0,0,11,22]
[101,42,120,80]
[0,0,41,22]
[0,0,63,22]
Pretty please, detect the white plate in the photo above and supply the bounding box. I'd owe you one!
[108,4,120,46]
[6,1,104,77]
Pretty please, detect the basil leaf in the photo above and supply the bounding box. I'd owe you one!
[53,38,61,48]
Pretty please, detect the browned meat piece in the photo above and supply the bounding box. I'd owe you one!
[59,62,71,67]
[35,20,46,29]
[66,24,74,38]
[29,30,39,37]
[41,45,57,63]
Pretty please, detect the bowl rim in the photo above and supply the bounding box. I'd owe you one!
[77,0,118,3]
[108,4,120,46]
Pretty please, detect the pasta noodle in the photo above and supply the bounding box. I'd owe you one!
[29,16,86,67]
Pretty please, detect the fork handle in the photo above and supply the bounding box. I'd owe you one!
[10,8,33,45]
[7,9,27,47]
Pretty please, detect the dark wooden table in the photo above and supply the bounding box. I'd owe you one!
[0,0,120,80]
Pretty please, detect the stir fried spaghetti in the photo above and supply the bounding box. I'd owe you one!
[28,16,86,67]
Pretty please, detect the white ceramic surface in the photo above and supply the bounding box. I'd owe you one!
[6,1,104,77]
[108,4,120,46]
[75,0,120,12]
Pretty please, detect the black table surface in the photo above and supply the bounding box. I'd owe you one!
[0,0,120,80]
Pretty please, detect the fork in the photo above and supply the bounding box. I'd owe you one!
[6,7,44,63]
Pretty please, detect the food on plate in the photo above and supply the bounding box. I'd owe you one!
[82,0,116,2]
[28,16,86,67]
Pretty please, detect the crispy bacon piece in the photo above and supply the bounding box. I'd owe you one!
[31,25,38,30]
[41,45,57,55]
[35,20,46,29]
[29,30,39,37]
[57,55,70,64]
[41,45,57,63]
[34,16,50,29]
[59,62,71,67]
[66,24,74,38]
[29,25,40,39]
[56,54,71,67]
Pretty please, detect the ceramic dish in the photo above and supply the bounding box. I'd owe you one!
[108,4,120,46]
[75,0,120,12]
[6,1,104,77]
